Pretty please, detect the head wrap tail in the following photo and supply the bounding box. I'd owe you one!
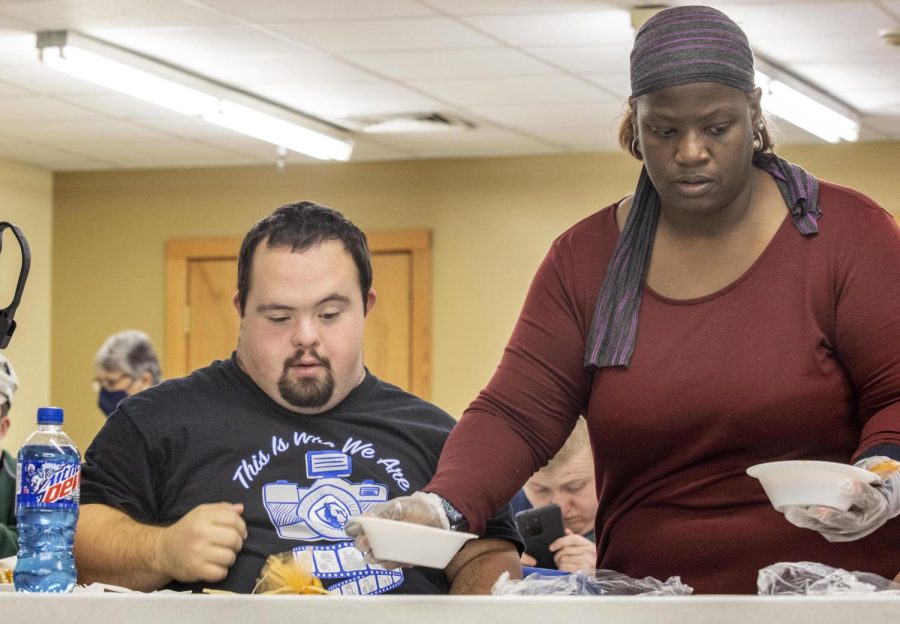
[584,154,820,370]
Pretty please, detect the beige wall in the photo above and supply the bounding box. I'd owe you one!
[52,142,900,452]
[0,158,53,455]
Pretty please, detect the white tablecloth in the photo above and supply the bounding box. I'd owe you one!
[1,593,899,624]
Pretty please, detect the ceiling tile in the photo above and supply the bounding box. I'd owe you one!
[409,75,610,106]
[863,111,900,138]
[368,127,559,159]
[0,64,106,95]
[128,115,258,141]
[753,34,899,65]
[461,10,633,47]
[724,2,888,39]
[0,79,27,97]
[0,118,170,142]
[251,80,444,119]
[0,140,114,170]
[188,53,376,84]
[0,0,232,31]
[422,0,603,16]
[345,48,557,80]
[468,100,626,133]
[270,17,497,52]
[0,30,38,67]
[59,92,193,119]
[345,139,412,162]
[795,62,900,95]
[582,72,631,99]
[197,0,435,21]
[53,138,261,168]
[0,94,105,120]
[836,86,900,113]
[93,25,309,63]
[525,125,621,153]
[525,43,632,74]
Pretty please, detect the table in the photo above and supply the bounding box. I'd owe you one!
[1,593,898,624]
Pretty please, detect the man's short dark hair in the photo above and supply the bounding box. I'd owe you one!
[237,201,373,314]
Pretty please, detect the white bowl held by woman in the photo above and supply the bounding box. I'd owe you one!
[350,516,478,568]
[747,460,879,511]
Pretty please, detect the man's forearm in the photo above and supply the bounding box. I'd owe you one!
[447,538,522,595]
[74,504,171,591]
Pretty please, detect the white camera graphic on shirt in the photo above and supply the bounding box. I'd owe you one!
[263,450,388,540]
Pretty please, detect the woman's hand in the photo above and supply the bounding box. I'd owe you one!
[783,457,900,542]
[344,492,447,567]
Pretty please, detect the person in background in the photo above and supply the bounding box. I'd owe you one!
[75,201,522,594]
[511,417,597,573]
[350,5,900,593]
[0,354,20,558]
[93,330,161,417]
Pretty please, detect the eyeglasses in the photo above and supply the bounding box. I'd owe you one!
[91,373,135,393]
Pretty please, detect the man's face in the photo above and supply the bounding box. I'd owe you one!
[523,446,598,536]
[235,239,375,414]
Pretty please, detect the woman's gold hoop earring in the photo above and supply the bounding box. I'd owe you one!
[630,138,642,159]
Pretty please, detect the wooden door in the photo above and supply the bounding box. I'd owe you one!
[165,231,431,398]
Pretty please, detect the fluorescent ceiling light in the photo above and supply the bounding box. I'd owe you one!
[754,59,859,144]
[36,31,354,162]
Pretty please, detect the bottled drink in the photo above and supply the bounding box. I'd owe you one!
[14,406,80,593]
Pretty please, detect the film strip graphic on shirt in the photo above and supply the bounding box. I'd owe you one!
[293,542,403,595]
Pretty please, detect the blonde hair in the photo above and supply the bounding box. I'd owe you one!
[542,417,589,473]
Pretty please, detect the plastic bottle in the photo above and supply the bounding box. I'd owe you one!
[14,406,80,593]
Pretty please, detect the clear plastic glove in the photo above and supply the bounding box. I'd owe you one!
[783,456,900,542]
[344,491,448,568]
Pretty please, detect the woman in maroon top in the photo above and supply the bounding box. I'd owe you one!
[348,6,900,593]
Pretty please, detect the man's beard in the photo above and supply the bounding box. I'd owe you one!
[278,349,335,409]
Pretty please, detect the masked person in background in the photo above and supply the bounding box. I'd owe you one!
[75,201,522,594]
[511,417,597,573]
[0,354,20,558]
[348,6,900,592]
[93,330,162,417]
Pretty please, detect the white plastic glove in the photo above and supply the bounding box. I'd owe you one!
[344,491,449,567]
[783,456,900,542]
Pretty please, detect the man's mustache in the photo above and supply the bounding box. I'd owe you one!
[284,349,331,369]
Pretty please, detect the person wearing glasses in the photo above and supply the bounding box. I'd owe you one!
[0,354,20,558]
[93,330,162,417]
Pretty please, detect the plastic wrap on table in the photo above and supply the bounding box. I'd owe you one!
[757,561,900,596]
[492,568,693,596]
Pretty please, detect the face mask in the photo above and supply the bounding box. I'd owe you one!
[98,388,128,417]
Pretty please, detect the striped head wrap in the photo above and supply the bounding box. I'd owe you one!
[630,5,755,98]
[584,6,820,370]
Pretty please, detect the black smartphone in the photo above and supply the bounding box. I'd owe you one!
[514,503,566,569]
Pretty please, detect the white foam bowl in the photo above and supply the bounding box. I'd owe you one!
[351,516,478,569]
[747,460,879,511]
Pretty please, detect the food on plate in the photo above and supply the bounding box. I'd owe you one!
[252,551,330,595]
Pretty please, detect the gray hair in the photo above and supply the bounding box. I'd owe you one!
[94,330,162,384]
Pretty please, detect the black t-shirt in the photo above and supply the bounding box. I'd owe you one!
[81,355,521,594]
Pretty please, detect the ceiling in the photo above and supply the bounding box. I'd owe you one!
[0,0,897,171]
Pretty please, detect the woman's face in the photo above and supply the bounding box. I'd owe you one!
[635,82,760,219]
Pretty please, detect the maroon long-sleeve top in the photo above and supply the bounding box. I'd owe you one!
[428,180,900,593]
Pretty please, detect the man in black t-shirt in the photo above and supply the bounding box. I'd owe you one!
[75,201,522,594]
